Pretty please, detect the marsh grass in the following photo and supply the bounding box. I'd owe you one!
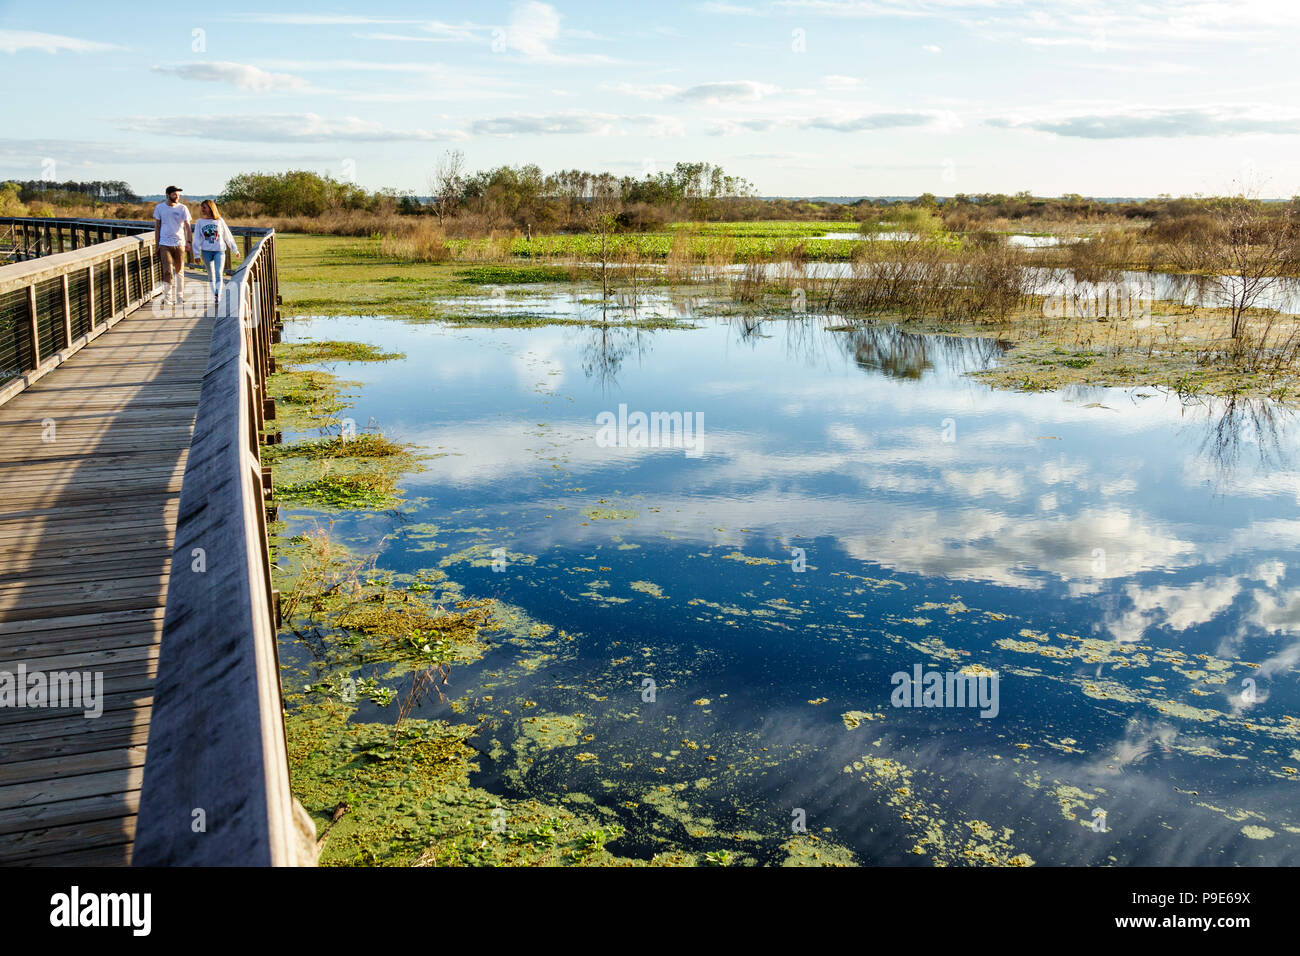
[456,264,571,284]
[275,470,399,509]
[277,527,491,663]
[277,340,405,363]
[379,219,451,262]
[267,367,351,430]
[272,233,1300,401]
[752,237,1038,322]
[262,432,405,462]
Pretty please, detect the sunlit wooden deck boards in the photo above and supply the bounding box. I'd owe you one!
[0,282,213,865]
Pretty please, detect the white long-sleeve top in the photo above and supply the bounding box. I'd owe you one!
[192,217,239,255]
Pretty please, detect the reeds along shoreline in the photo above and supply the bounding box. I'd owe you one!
[726,239,1041,322]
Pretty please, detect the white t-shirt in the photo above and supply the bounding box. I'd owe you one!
[193,218,238,255]
[153,201,192,247]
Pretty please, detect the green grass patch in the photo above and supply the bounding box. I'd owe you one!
[263,432,405,461]
[665,220,858,237]
[455,264,572,284]
[278,340,405,363]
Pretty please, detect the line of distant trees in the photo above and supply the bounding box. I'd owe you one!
[204,159,1300,237]
[15,180,140,204]
[217,159,760,232]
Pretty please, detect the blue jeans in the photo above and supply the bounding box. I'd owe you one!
[200,249,225,302]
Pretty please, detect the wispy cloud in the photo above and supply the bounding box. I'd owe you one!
[0,137,340,165]
[226,14,419,26]
[120,113,462,143]
[710,110,948,135]
[351,20,485,43]
[773,0,1300,48]
[677,80,779,103]
[503,1,612,64]
[699,2,765,14]
[806,112,937,132]
[989,107,1300,139]
[471,110,684,137]
[605,80,781,103]
[261,59,465,75]
[0,29,119,54]
[152,62,310,92]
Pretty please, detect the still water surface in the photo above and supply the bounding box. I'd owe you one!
[280,302,1300,865]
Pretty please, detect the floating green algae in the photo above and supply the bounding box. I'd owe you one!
[287,704,651,866]
[841,750,1038,868]
[842,710,883,730]
[582,506,639,520]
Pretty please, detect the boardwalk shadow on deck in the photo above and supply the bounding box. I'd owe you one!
[0,282,214,865]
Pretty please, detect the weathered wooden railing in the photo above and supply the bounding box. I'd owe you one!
[0,215,157,263]
[0,221,158,403]
[0,214,266,262]
[134,227,317,866]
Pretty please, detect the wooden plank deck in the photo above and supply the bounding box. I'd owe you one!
[0,276,213,866]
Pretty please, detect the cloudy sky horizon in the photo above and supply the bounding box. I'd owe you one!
[4,0,1300,198]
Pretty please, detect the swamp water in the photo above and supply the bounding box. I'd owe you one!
[278,294,1300,866]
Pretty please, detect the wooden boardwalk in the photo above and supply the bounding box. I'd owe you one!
[0,276,213,865]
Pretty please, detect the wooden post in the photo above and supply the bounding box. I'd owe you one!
[26,283,40,372]
[86,263,96,329]
[61,273,72,350]
[108,255,117,320]
[56,227,65,254]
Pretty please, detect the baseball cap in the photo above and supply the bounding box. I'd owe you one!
[165,185,182,193]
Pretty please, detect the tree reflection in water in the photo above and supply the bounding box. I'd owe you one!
[1198,393,1293,479]
[832,322,1008,380]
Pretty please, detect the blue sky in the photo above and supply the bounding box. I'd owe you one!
[3,0,1300,198]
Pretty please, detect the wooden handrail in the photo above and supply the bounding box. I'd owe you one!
[0,232,160,405]
[0,215,272,240]
[133,228,317,866]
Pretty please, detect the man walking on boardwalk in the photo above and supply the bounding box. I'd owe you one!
[152,185,192,306]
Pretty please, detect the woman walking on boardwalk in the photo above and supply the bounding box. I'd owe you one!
[191,199,241,312]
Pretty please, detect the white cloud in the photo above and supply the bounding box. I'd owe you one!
[677,80,780,103]
[120,113,460,143]
[990,107,1300,139]
[471,111,684,137]
[504,1,611,64]
[709,110,947,135]
[152,61,309,92]
[229,14,415,26]
[0,30,118,54]
[701,2,764,14]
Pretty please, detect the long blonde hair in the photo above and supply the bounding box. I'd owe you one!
[200,199,224,220]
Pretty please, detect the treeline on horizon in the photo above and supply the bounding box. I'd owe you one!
[2,163,1297,237]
